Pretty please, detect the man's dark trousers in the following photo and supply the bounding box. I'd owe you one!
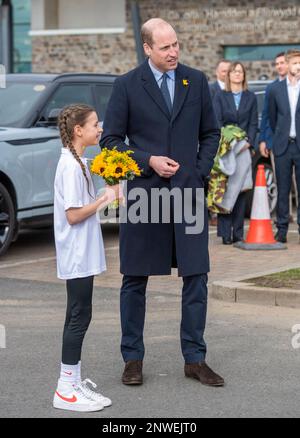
[120,274,208,363]
[274,139,300,236]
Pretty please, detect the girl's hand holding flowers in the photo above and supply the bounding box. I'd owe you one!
[91,147,141,209]
[100,184,124,209]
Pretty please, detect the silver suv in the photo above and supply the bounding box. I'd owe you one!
[0,73,116,256]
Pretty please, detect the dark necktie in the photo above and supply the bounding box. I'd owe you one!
[160,72,172,114]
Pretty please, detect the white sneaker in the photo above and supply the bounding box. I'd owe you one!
[53,380,104,412]
[81,378,112,407]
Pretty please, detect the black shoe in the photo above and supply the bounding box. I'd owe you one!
[222,237,232,245]
[232,237,243,243]
[275,232,287,243]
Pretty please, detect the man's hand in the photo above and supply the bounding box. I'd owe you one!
[149,156,180,178]
[259,141,269,158]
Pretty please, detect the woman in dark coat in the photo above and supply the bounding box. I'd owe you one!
[213,61,258,244]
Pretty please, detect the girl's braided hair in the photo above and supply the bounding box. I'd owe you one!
[58,104,95,197]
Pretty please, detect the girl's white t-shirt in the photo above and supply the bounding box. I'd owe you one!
[54,148,106,280]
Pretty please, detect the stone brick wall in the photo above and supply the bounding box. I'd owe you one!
[32,0,300,80]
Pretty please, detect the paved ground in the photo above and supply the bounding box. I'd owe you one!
[1,221,300,418]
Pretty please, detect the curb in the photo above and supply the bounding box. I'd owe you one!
[211,280,300,308]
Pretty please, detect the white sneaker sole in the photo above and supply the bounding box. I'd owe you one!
[84,397,112,408]
[99,399,112,408]
[53,398,104,412]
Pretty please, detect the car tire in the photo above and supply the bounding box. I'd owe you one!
[245,161,277,218]
[0,182,17,257]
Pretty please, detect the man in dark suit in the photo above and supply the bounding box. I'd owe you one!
[259,52,288,158]
[209,59,231,100]
[101,18,224,387]
[269,49,300,242]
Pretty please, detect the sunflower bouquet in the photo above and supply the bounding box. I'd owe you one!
[90,147,141,208]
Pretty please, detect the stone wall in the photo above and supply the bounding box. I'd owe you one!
[32,0,300,80]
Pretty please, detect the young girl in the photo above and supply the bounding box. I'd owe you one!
[53,104,121,412]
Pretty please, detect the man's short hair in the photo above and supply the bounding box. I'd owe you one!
[285,49,300,62]
[216,59,231,69]
[275,52,286,60]
[141,23,153,47]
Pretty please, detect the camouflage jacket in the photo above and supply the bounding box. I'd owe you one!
[207,125,247,214]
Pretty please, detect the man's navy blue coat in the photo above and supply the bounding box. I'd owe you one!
[101,60,220,277]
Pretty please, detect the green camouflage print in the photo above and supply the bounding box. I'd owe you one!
[207,125,247,214]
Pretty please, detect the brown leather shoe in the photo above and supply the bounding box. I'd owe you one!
[184,362,224,387]
[122,360,143,385]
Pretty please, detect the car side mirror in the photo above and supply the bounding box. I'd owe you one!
[35,108,62,127]
[48,108,61,122]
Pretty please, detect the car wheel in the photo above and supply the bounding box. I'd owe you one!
[245,162,277,217]
[264,163,277,214]
[0,182,16,257]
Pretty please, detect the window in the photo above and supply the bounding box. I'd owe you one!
[224,45,300,61]
[42,84,94,119]
[12,0,31,72]
[30,0,125,35]
[0,80,49,127]
[94,85,113,121]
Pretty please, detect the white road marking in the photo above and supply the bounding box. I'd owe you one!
[0,246,119,269]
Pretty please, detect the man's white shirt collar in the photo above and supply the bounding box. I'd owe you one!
[286,76,300,88]
[217,80,225,90]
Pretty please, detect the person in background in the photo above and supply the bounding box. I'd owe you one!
[213,62,258,244]
[209,60,231,226]
[209,59,231,100]
[259,52,288,158]
[268,49,300,243]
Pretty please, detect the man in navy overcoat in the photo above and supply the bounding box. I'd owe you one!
[101,18,224,386]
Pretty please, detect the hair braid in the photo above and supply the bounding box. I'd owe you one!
[58,104,95,198]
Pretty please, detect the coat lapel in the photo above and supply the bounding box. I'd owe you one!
[282,79,292,117]
[296,82,300,112]
[141,60,171,120]
[237,91,248,115]
[226,92,237,115]
[234,90,249,118]
[171,64,189,122]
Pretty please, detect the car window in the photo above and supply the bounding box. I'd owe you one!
[42,84,94,118]
[0,81,49,127]
[94,85,113,121]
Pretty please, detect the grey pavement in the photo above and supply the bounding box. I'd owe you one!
[0,222,300,418]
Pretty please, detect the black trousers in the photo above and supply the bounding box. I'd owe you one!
[274,141,300,236]
[120,273,208,363]
[62,276,94,365]
[217,192,246,241]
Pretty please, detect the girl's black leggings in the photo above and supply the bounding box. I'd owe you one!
[62,276,94,365]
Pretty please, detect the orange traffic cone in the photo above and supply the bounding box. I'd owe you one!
[234,164,286,250]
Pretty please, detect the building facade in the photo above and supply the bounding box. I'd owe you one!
[2,0,300,79]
